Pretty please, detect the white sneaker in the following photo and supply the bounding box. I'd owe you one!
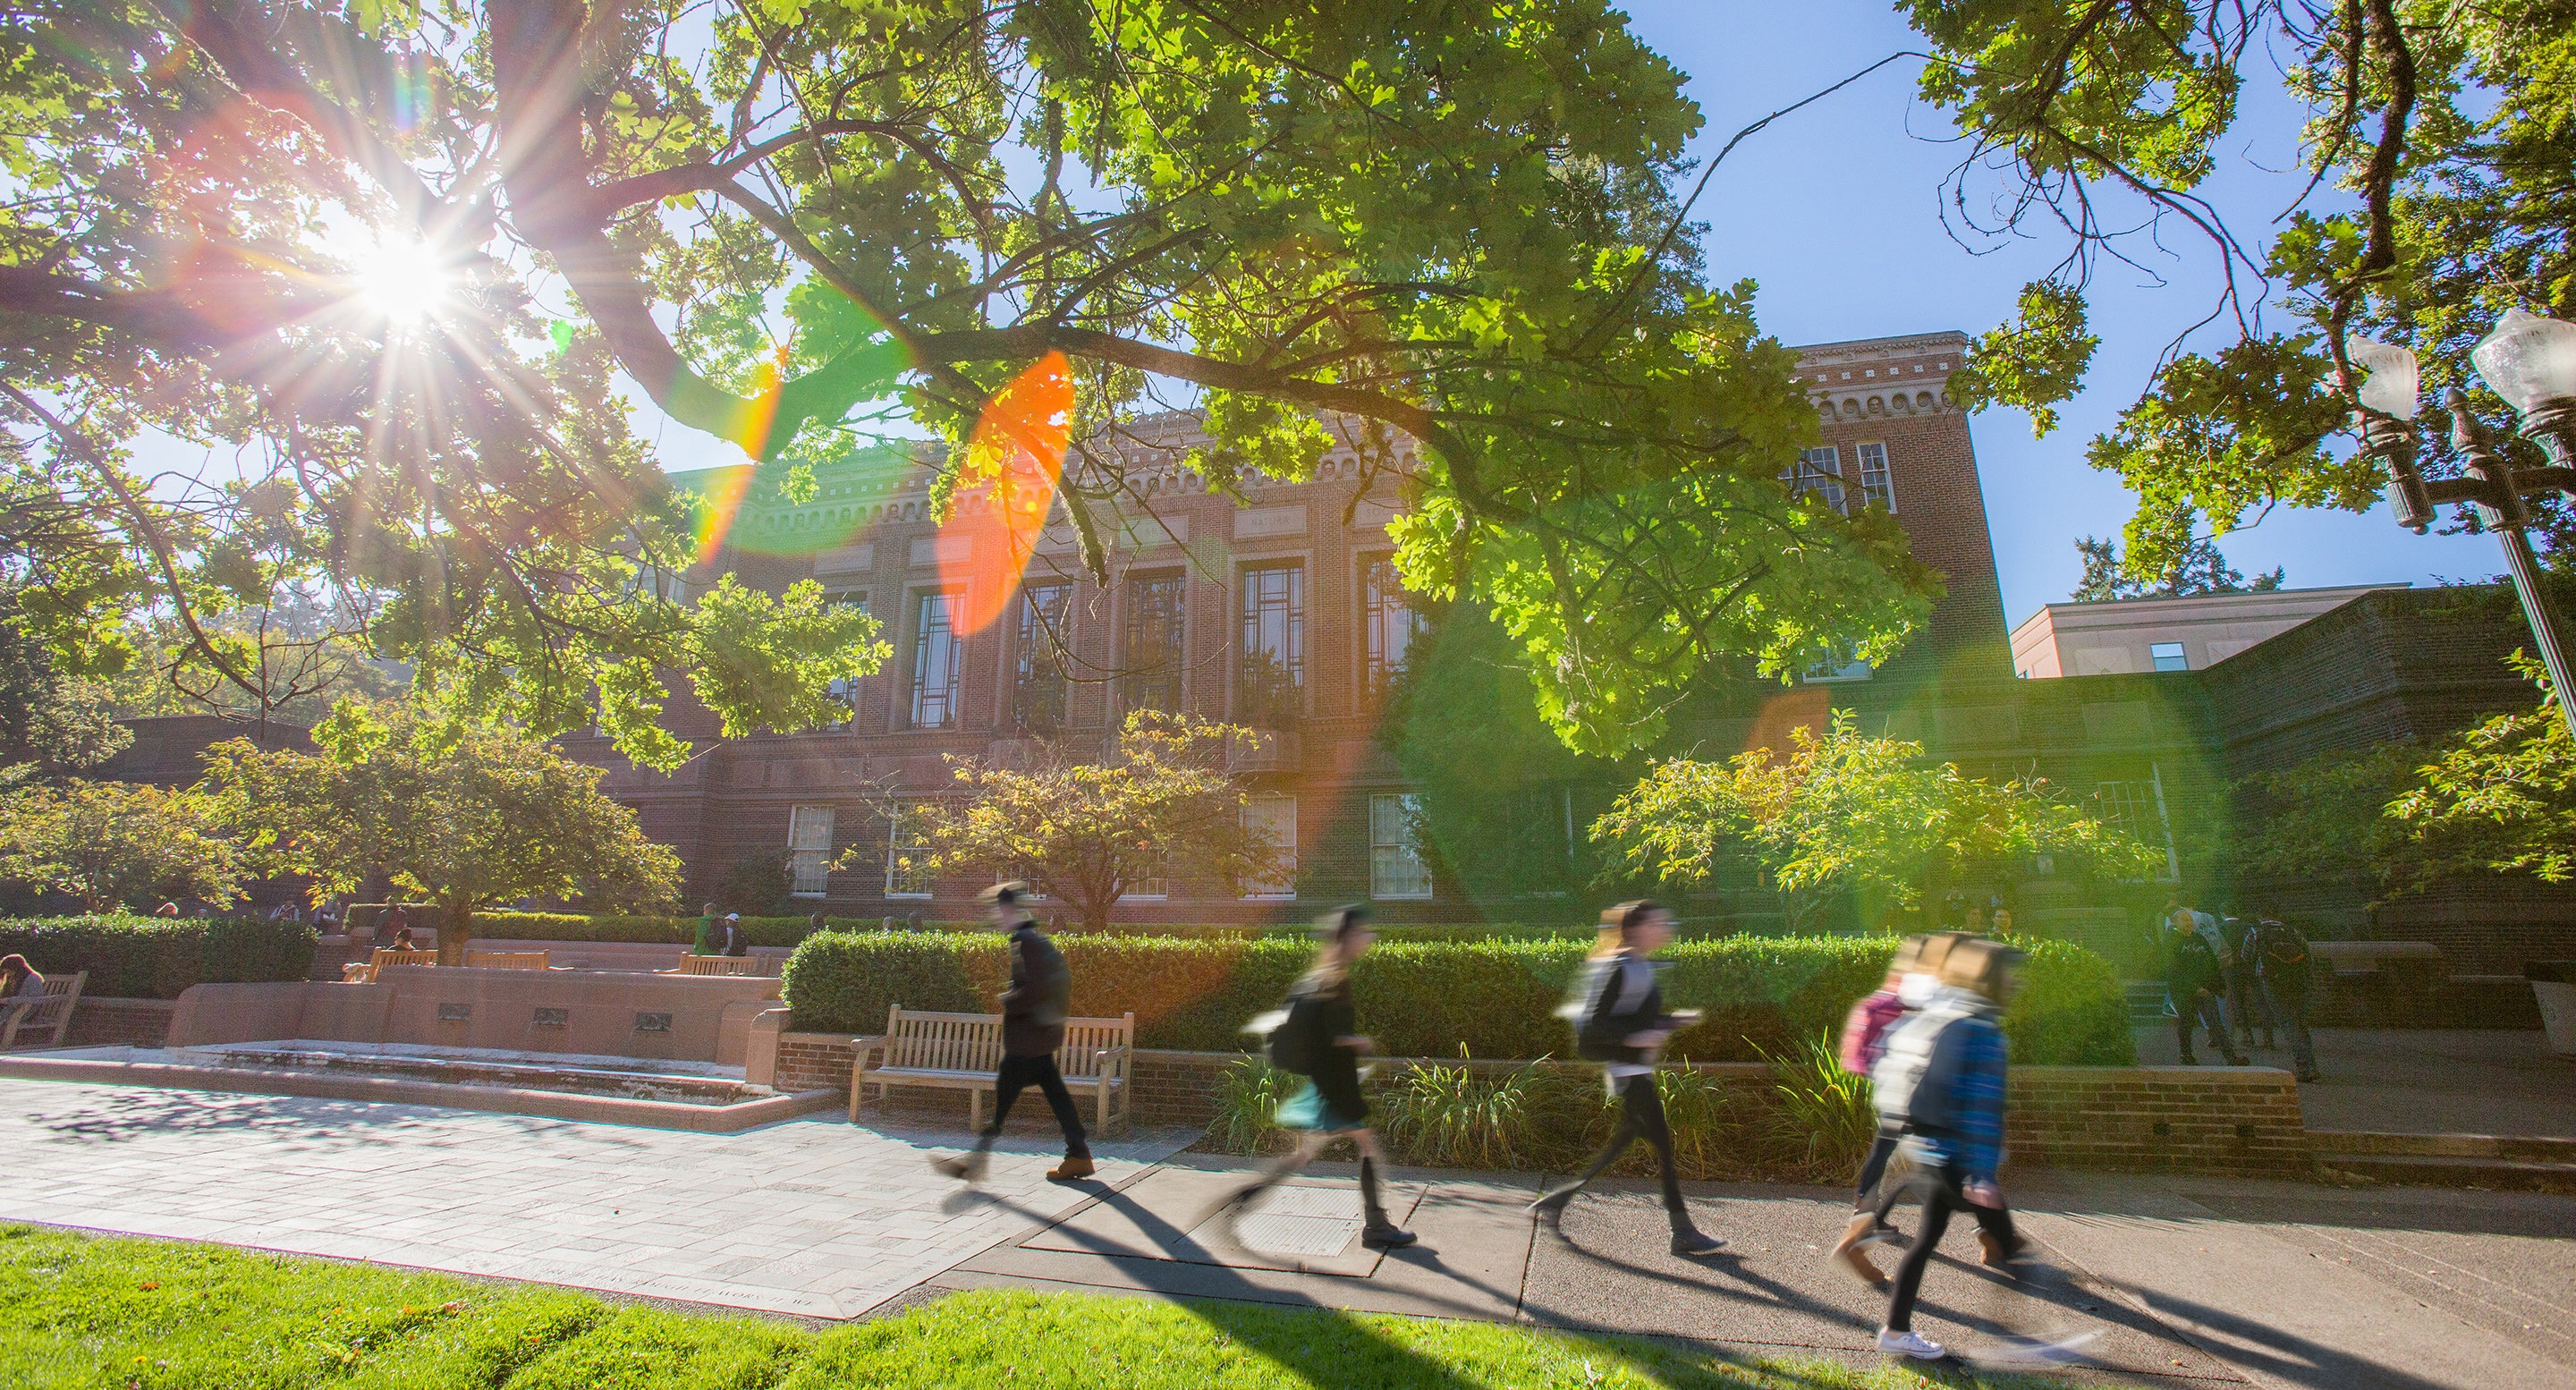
[1877,1327,1945,1360]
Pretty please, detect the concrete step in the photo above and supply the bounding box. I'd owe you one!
[2123,982,2174,1022]
[2310,1130,2576,1190]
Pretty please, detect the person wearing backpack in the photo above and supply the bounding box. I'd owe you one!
[1868,937,2025,1360]
[2220,912,2270,1050]
[2164,908,2243,1066]
[931,882,1093,1184]
[1828,931,1968,1284]
[1212,906,1416,1250]
[2253,912,2320,1081]
[1526,901,1726,1259]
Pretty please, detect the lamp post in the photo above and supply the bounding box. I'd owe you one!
[2349,309,2576,732]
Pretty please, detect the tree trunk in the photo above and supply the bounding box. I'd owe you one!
[436,897,474,966]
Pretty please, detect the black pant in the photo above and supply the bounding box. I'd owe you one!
[977,1053,1089,1158]
[1878,1162,2016,1331]
[2174,990,2239,1062]
[1853,1123,1902,1210]
[1545,1073,1690,1231]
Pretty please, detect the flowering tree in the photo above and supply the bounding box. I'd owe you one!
[897,712,1284,932]
[1592,711,2162,930]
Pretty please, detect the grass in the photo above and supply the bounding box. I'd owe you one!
[0,1224,2090,1389]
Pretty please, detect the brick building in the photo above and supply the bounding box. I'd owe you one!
[565,330,2017,923]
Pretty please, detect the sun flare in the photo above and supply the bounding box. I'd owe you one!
[347,235,455,328]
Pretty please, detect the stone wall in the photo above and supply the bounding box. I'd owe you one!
[63,996,174,1048]
[774,1031,867,1095]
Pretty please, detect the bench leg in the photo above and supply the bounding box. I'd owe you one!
[969,1086,981,1134]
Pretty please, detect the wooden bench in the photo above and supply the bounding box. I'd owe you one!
[671,954,769,977]
[851,1005,1133,1135]
[1,970,86,1050]
[345,947,439,983]
[463,950,551,970]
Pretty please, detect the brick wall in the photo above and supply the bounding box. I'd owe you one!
[775,1031,866,1095]
[1128,1049,2310,1178]
[62,996,174,1048]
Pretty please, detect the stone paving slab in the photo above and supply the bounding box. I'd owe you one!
[0,1079,1194,1319]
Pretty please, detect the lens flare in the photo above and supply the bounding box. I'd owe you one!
[350,235,455,326]
[691,464,757,567]
[939,352,1075,637]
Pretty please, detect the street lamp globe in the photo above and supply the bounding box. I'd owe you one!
[2345,337,2422,420]
[2469,307,2576,417]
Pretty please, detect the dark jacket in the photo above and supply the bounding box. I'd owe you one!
[1572,952,1669,1065]
[2253,920,2312,996]
[2165,931,2223,997]
[1001,921,1072,1056]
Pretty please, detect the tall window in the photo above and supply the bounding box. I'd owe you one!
[825,591,868,726]
[1119,842,1170,900]
[885,805,934,897]
[787,806,835,896]
[1123,573,1185,715]
[1362,557,1427,694]
[1783,446,1846,512]
[910,591,962,728]
[1240,793,1297,900]
[1369,792,1433,900]
[1238,564,1305,725]
[1855,442,1895,512]
[2096,768,2180,881]
[1014,583,1072,733]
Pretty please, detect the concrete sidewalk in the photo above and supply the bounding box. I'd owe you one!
[2129,1025,2576,1138]
[1,1077,2570,1387]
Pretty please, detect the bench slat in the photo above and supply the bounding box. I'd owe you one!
[855,1005,1134,1134]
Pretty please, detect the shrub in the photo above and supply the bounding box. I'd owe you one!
[1208,1057,1301,1155]
[1756,1031,1878,1182]
[1378,1049,1543,1170]
[777,929,2135,1064]
[0,915,317,999]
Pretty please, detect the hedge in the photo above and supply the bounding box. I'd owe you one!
[0,915,318,999]
[780,930,2134,1065]
[464,912,1605,948]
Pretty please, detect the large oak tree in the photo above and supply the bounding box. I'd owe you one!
[0,1,1937,758]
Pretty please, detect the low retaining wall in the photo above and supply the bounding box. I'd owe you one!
[1128,1049,2311,1178]
[169,970,784,1065]
[62,996,175,1048]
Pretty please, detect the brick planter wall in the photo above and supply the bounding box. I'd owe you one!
[1128,1049,2310,1178]
[63,997,174,1048]
[775,1032,868,1095]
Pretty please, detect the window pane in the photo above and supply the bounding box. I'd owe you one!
[825,592,869,726]
[911,591,962,726]
[2149,641,2189,673]
[788,805,835,896]
[885,805,934,897]
[1856,442,1895,512]
[1238,564,1304,724]
[1014,583,1072,733]
[1363,558,1427,693]
[1369,792,1433,899]
[1780,446,1847,513]
[1240,793,1296,899]
[1123,574,1185,714]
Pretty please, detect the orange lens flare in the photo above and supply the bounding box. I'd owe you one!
[691,464,756,567]
[940,352,1075,636]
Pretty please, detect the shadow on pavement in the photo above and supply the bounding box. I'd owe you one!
[28,1087,649,1149]
[2114,1284,2471,1390]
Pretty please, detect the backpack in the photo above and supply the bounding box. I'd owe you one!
[2256,920,2309,979]
[1870,994,1977,1130]
[1838,991,1906,1077]
[1262,985,1330,1075]
[1560,956,1646,1064]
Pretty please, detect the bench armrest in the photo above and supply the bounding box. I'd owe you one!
[1095,1043,1131,1081]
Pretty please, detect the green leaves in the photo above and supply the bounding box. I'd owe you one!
[1949,280,2097,437]
[2389,655,2576,885]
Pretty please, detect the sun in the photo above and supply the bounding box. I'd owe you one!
[347,235,456,328]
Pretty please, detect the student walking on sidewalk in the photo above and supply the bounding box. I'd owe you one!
[1528,901,1727,1258]
[931,883,1094,1184]
[1828,932,1968,1284]
[1215,907,1416,1250]
[1871,937,2026,1360]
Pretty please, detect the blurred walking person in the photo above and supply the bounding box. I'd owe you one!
[2253,912,2322,1082]
[1215,907,1415,1249]
[1870,937,2025,1360]
[1528,901,1726,1258]
[931,883,1093,1184]
[1829,931,1968,1284]
[2164,908,2243,1065]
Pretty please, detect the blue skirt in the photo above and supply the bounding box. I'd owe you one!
[1275,1080,1369,1133]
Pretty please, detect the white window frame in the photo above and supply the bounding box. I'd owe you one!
[2148,641,2190,673]
[2096,767,2182,882]
[1239,793,1297,901]
[787,805,835,897]
[1369,792,1434,901]
[1117,842,1170,902]
[1855,441,1895,512]
[884,804,934,899]
[1782,446,1847,513]
[910,590,963,728]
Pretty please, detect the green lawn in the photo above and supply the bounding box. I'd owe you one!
[0,1224,2081,1388]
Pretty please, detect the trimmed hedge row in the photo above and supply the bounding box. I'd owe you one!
[780,930,2134,1065]
[0,916,318,999]
[467,911,1602,948]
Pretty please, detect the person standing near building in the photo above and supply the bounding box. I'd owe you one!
[718,912,748,957]
[1528,900,1726,1258]
[932,883,1093,1184]
[1869,938,2025,1360]
[1212,906,1416,1250]
[693,903,718,955]
[2165,909,2243,1066]
[2253,912,2321,1082]
[2221,912,2271,1050]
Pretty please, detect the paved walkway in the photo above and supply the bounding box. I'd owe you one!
[2129,1026,2576,1136]
[2,1078,2572,1388]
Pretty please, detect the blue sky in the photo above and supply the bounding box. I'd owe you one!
[1617,0,2501,625]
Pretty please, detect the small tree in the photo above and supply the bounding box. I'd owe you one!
[199,700,682,963]
[0,779,242,911]
[1592,711,2162,930]
[2389,656,2576,886]
[897,712,1284,932]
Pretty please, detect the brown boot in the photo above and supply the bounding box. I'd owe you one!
[1978,1228,2024,1268]
[1831,1211,1887,1286]
[1046,1155,1096,1182]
